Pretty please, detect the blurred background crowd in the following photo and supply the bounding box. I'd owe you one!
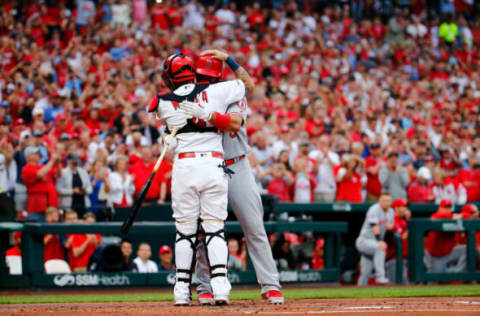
[2,0,480,281]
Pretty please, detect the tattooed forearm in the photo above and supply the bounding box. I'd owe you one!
[235,66,254,94]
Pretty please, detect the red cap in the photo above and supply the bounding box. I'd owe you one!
[159,245,172,255]
[51,91,60,98]
[412,115,421,123]
[433,119,442,126]
[392,199,407,208]
[439,199,452,208]
[13,231,22,240]
[461,204,476,218]
[56,113,67,121]
[14,118,25,126]
[316,238,325,249]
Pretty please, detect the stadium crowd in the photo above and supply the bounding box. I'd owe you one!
[2,0,480,282]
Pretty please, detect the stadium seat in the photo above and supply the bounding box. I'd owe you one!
[44,259,71,274]
[5,255,22,275]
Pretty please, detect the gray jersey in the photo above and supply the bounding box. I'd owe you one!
[222,97,250,160]
[358,203,394,240]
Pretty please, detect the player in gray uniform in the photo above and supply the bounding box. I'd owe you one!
[355,192,394,285]
[190,51,283,304]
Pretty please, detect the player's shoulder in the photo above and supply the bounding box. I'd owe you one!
[208,79,244,90]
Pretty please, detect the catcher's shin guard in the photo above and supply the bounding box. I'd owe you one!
[174,221,198,305]
[201,220,231,303]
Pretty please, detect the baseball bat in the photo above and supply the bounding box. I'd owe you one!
[121,126,180,234]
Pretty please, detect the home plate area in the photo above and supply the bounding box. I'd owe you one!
[2,297,480,316]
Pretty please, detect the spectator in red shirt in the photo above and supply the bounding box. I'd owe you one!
[43,207,64,263]
[129,147,162,204]
[456,205,480,252]
[71,212,101,273]
[407,167,434,203]
[21,146,60,221]
[456,158,480,202]
[266,163,293,202]
[5,231,21,275]
[438,146,460,177]
[247,3,265,29]
[294,141,317,177]
[151,2,169,30]
[365,143,383,202]
[6,231,21,257]
[62,210,79,270]
[312,238,325,270]
[335,154,363,202]
[424,199,466,273]
[385,199,410,284]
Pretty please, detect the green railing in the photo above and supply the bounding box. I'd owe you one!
[113,202,477,223]
[275,202,474,216]
[408,218,480,283]
[0,221,347,288]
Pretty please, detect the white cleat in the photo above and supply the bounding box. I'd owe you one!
[174,298,191,306]
[376,277,389,285]
[214,295,230,306]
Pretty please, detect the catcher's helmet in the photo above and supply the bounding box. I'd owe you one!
[161,53,196,90]
[196,55,223,79]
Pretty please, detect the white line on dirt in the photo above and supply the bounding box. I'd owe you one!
[340,306,393,310]
[243,310,480,315]
[455,301,480,305]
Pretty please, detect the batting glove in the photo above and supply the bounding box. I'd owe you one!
[163,133,178,151]
[180,101,212,121]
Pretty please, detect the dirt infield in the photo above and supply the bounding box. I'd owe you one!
[1,297,480,316]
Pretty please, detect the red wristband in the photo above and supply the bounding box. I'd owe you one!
[212,112,231,131]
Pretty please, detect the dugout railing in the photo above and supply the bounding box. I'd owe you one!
[408,218,480,283]
[0,221,347,288]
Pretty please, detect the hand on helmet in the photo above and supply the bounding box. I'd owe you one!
[200,49,229,62]
[180,101,211,121]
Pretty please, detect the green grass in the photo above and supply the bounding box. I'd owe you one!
[1,285,480,304]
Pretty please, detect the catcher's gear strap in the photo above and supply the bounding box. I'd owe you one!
[210,264,227,278]
[149,83,210,113]
[176,230,198,249]
[168,119,219,134]
[204,228,226,246]
[158,83,209,103]
[175,229,198,283]
[159,83,219,135]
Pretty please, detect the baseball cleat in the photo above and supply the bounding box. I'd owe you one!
[174,298,191,306]
[214,295,230,306]
[376,277,389,285]
[261,290,285,304]
[198,292,214,305]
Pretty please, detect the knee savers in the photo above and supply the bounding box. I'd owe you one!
[175,221,198,284]
[201,220,228,278]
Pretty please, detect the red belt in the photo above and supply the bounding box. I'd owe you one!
[178,152,223,159]
[224,155,245,166]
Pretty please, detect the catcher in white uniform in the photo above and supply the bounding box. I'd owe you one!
[148,53,245,305]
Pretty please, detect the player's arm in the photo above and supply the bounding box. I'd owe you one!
[180,102,242,132]
[201,49,254,94]
[209,111,242,132]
